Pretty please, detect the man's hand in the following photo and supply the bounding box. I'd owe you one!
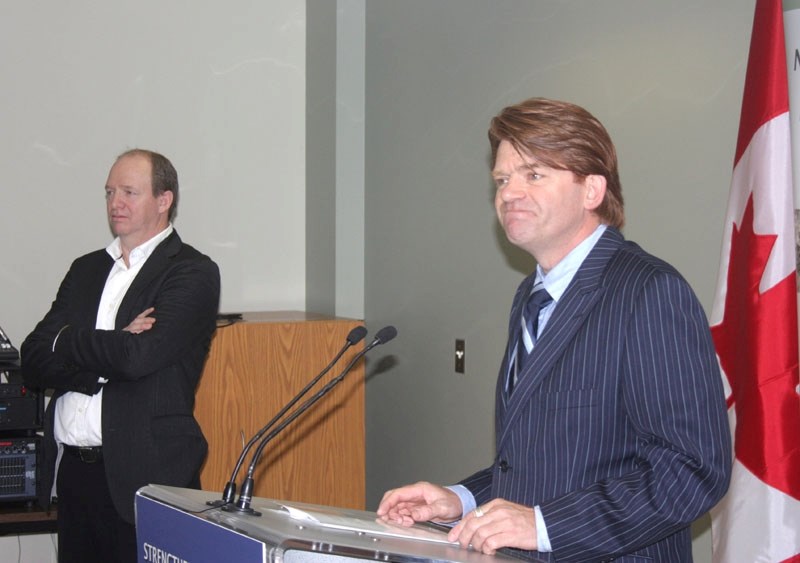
[376,481,463,526]
[448,499,538,555]
[123,307,156,334]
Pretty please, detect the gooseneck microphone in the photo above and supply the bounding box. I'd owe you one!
[209,325,368,507]
[226,325,397,515]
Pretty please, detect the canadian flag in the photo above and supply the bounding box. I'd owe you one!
[709,0,800,561]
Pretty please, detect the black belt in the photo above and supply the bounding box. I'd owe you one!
[63,445,103,464]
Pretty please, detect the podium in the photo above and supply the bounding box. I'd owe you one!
[136,485,541,563]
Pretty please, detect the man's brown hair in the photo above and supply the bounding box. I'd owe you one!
[488,97,624,228]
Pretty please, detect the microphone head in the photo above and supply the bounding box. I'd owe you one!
[346,326,368,345]
[374,325,398,344]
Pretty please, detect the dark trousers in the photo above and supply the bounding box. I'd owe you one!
[56,450,137,563]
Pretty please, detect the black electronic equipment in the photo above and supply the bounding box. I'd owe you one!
[0,325,19,364]
[0,326,43,433]
[0,326,44,507]
[0,435,39,502]
[0,371,44,432]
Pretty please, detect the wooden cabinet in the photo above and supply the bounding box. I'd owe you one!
[194,312,365,509]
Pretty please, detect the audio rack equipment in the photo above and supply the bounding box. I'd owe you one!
[0,435,39,502]
[0,368,44,432]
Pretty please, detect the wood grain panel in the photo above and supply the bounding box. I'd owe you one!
[194,312,365,509]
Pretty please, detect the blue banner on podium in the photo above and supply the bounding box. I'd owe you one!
[137,492,265,563]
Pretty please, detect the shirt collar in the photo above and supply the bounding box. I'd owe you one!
[105,224,174,267]
[537,224,607,302]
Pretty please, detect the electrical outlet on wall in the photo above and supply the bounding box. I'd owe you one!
[455,339,465,373]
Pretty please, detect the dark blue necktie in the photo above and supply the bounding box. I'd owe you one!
[509,281,553,393]
[522,282,553,354]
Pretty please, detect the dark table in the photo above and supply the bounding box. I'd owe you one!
[0,502,56,535]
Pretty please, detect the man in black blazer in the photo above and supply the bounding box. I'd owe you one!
[22,149,220,563]
[378,99,731,561]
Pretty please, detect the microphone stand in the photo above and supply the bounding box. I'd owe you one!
[226,326,397,515]
[207,326,367,507]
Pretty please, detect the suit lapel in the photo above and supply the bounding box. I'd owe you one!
[114,231,181,327]
[497,275,536,419]
[498,229,624,447]
[80,253,115,326]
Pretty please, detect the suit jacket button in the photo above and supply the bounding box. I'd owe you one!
[498,459,510,472]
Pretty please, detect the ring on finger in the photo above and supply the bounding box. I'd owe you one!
[474,506,484,518]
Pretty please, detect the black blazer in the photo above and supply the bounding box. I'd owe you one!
[22,230,220,523]
[461,228,731,562]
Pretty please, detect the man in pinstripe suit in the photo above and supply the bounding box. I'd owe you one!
[377,98,731,561]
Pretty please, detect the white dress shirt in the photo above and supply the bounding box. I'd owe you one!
[53,225,173,447]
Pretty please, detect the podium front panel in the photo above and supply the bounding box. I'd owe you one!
[137,491,265,562]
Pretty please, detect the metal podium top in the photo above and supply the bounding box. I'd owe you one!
[136,485,544,563]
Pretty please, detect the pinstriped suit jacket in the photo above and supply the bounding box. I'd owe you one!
[461,228,731,562]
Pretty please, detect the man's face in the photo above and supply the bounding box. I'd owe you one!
[105,154,172,249]
[493,140,603,269]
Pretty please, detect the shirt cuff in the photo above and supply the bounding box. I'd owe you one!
[534,505,552,552]
[445,484,474,522]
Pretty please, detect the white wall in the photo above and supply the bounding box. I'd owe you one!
[0,1,307,348]
[0,2,306,560]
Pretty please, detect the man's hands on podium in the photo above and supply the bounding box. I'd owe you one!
[377,481,462,526]
[377,481,538,555]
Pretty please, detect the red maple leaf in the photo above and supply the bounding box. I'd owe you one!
[710,194,800,501]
